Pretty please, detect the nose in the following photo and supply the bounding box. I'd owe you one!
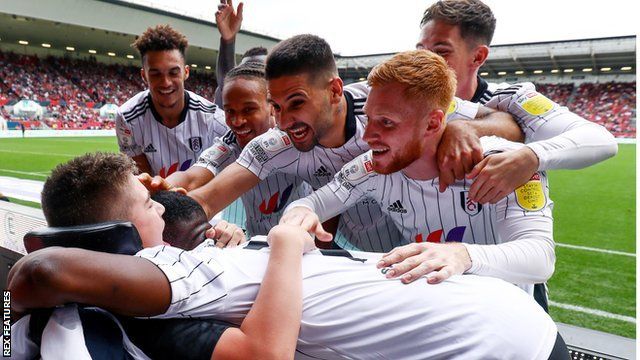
[362,123,377,144]
[154,200,165,216]
[230,114,247,128]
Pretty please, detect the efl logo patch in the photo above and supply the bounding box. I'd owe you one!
[343,153,374,182]
[515,172,546,211]
[261,132,292,152]
[189,137,203,152]
[459,191,482,216]
[199,144,229,166]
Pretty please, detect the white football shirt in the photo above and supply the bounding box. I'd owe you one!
[286,136,555,290]
[193,130,312,236]
[116,90,228,177]
[136,239,558,360]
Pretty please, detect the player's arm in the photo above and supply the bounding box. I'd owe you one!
[213,225,313,360]
[132,154,153,176]
[281,154,373,240]
[437,99,522,192]
[189,162,260,219]
[213,0,243,107]
[469,83,618,203]
[8,247,170,317]
[165,166,214,192]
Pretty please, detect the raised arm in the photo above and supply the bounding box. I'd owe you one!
[214,0,243,107]
[8,247,170,317]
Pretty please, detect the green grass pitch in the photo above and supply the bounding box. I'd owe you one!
[0,137,635,338]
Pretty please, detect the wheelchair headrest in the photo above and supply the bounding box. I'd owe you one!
[24,221,143,255]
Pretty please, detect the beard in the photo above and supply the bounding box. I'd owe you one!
[373,137,424,174]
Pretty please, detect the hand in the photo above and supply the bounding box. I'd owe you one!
[467,147,539,204]
[215,0,243,42]
[376,242,471,284]
[436,120,484,192]
[279,207,333,242]
[137,173,187,194]
[206,220,246,248]
[268,224,318,254]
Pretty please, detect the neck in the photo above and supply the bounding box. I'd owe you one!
[318,95,347,148]
[455,71,478,101]
[153,95,184,128]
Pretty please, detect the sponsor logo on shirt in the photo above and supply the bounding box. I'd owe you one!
[188,137,203,152]
[515,172,546,211]
[143,143,157,153]
[414,226,466,243]
[313,166,332,178]
[249,142,269,164]
[259,184,295,215]
[387,200,407,214]
[159,159,193,178]
[459,191,483,216]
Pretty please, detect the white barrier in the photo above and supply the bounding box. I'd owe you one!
[0,201,45,255]
[0,129,115,138]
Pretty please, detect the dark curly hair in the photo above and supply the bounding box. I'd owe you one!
[131,24,189,61]
[421,0,496,46]
[41,152,137,227]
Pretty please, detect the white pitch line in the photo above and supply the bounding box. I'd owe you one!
[0,149,77,157]
[549,301,636,323]
[556,242,635,257]
[0,169,48,178]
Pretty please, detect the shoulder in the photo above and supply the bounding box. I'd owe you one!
[344,81,370,99]
[186,91,220,115]
[118,90,150,122]
[446,97,480,120]
[490,82,536,98]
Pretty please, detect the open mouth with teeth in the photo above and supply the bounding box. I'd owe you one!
[287,124,311,141]
[371,146,390,156]
[234,128,252,138]
[158,89,175,95]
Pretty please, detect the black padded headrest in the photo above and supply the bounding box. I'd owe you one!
[24,221,143,255]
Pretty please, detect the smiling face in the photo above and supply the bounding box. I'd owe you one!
[223,77,274,148]
[267,74,335,152]
[362,83,427,174]
[141,49,189,112]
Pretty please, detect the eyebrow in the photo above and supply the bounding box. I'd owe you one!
[285,91,306,102]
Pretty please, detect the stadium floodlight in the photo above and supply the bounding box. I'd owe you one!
[551,69,559,73]
[515,70,524,75]
[18,40,28,45]
[533,70,543,74]
[621,66,632,71]
[191,64,198,68]
[600,67,611,72]
[497,71,506,76]
[205,66,212,70]
[126,55,134,59]
[41,43,51,48]
[563,69,574,73]
[88,49,97,54]
[108,52,116,57]
[480,72,489,76]
[66,46,75,51]
[358,77,366,81]
[582,68,592,72]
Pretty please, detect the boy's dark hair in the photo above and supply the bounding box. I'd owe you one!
[131,24,189,61]
[224,61,266,85]
[265,34,337,83]
[41,153,136,227]
[151,191,209,250]
[242,46,268,59]
[420,0,496,46]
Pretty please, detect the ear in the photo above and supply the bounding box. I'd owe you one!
[328,77,344,104]
[425,109,445,134]
[184,65,190,81]
[472,45,489,68]
[140,68,147,85]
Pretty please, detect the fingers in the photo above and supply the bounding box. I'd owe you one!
[236,2,244,18]
[171,187,188,195]
[438,169,455,192]
[377,243,425,269]
[313,223,333,242]
[205,227,217,240]
[426,266,454,284]
[137,172,152,185]
[466,157,488,180]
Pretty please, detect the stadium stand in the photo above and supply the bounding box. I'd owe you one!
[0,50,217,130]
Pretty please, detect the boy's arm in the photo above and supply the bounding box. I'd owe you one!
[213,225,310,360]
[8,247,170,317]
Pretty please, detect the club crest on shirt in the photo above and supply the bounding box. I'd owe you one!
[515,172,547,211]
[459,191,482,216]
[189,136,203,152]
